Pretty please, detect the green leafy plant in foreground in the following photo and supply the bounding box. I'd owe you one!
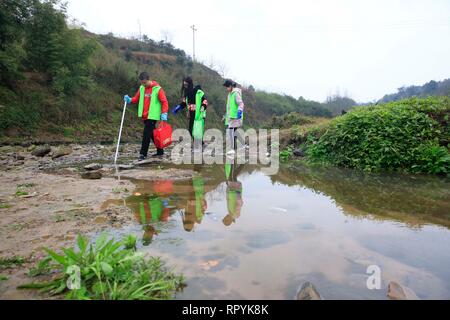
[20,234,184,300]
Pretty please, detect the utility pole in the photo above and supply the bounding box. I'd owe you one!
[138,19,142,41]
[191,25,197,62]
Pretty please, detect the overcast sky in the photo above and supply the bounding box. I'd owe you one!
[66,0,450,102]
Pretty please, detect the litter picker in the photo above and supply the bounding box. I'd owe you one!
[114,101,127,164]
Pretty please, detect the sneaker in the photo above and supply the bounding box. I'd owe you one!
[226,149,236,155]
[138,154,147,161]
[151,152,164,157]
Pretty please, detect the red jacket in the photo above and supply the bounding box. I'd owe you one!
[131,81,169,120]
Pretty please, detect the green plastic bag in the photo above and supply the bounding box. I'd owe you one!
[193,119,204,140]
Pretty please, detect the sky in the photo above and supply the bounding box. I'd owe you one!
[66,0,450,102]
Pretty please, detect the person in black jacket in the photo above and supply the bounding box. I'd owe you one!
[172,76,208,138]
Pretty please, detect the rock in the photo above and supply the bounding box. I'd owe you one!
[387,281,420,300]
[14,154,25,160]
[31,146,51,157]
[94,216,108,224]
[84,163,103,171]
[293,148,305,157]
[81,171,102,180]
[296,282,323,300]
[117,164,134,170]
[52,147,73,159]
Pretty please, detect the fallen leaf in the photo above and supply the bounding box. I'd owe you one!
[134,192,141,196]
[199,260,220,271]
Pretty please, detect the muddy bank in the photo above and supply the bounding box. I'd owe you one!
[0,143,195,299]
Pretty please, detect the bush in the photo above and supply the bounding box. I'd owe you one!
[306,97,450,174]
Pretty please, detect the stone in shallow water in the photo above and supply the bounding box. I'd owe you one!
[296,282,323,300]
[387,281,419,300]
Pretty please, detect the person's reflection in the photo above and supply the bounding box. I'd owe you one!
[223,163,243,227]
[182,176,207,232]
[135,194,170,245]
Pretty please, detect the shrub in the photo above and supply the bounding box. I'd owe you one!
[306,97,450,174]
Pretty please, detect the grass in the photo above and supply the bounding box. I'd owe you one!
[112,187,129,194]
[0,256,26,270]
[15,190,29,197]
[10,223,27,231]
[0,203,12,209]
[21,234,185,300]
[17,183,37,188]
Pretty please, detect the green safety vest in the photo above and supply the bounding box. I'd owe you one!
[138,85,162,120]
[226,186,242,217]
[192,177,205,221]
[226,91,243,125]
[186,89,206,120]
[138,197,163,224]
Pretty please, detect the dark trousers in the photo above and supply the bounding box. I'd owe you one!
[140,119,163,157]
[188,111,196,138]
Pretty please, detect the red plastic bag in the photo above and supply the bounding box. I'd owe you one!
[153,122,172,149]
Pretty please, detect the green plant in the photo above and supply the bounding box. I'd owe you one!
[280,146,294,162]
[20,234,184,300]
[0,256,26,270]
[306,97,450,174]
[15,190,28,197]
[17,183,37,188]
[0,203,11,209]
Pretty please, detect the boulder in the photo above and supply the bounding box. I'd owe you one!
[387,281,419,300]
[293,148,305,157]
[52,147,73,159]
[296,282,323,300]
[31,146,51,157]
[84,163,103,171]
[81,171,102,180]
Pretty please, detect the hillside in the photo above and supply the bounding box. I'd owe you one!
[379,79,450,103]
[0,0,332,145]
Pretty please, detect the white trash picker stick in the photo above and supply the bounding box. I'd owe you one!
[114,101,127,164]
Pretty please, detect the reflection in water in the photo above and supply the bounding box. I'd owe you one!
[272,164,450,229]
[223,164,244,227]
[183,176,207,232]
[100,162,450,299]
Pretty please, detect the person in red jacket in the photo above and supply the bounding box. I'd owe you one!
[124,72,169,160]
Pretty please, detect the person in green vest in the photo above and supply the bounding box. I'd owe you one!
[223,79,247,155]
[182,176,207,232]
[223,163,243,227]
[124,72,169,160]
[172,76,208,142]
[134,195,170,246]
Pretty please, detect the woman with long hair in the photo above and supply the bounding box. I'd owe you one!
[172,76,208,140]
